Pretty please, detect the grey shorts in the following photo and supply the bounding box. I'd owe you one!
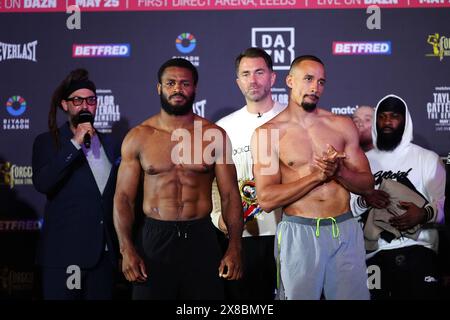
[275,211,369,300]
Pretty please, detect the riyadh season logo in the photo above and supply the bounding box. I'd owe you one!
[6,96,26,116]
[173,32,199,67]
[3,96,30,130]
[175,33,196,54]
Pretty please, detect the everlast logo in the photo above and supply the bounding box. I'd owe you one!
[374,168,412,181]
[0,41,37,62]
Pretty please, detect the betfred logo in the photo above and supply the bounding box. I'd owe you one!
[332,42,391,55]
[72,44,130,58]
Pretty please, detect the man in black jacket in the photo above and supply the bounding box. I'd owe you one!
[32,69,121,299]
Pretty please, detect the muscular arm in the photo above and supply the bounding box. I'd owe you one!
[210,179,228,234]
[334,118,374,195]
[250,127,326,213]
[113,129,147,282]
[215,164,242,243]
[215,131,243,280]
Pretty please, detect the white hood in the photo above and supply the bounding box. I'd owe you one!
[372,94,413,152]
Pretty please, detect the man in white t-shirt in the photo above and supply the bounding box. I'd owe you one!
[211,47,286,299]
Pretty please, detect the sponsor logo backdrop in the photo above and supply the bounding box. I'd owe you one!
[0,6,448,298]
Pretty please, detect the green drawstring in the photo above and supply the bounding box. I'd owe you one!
[315,217,340,238]
[276,225,283,290]
[331,217,340,238]
[315,218,323,237]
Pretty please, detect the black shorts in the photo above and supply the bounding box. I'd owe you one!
[133,216,224,300]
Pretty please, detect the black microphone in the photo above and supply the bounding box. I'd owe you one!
[75,111,94,149]
[83,131,91,149]
[257,112,262,118]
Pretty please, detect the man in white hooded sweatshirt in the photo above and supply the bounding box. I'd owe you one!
[351,94,446,299]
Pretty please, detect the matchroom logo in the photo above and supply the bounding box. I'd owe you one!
[72,44,131,58]
[332,41,391,55]
[251,27,295,70]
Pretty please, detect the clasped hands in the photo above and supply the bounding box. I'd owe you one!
[313,144,346,182]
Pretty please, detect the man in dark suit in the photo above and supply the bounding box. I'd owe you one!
[32,69,121,299]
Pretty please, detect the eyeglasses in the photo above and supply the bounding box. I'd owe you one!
[65,96,97,106]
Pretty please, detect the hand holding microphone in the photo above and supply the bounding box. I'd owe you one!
[73,111,94,148]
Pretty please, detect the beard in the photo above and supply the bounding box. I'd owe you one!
[245,86,270,103]
[301,102,317,112]
[301,94,318,112]
[160,92,195,116]
[377,123,404,151]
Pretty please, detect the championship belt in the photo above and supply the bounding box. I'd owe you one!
[239,179,263,223]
